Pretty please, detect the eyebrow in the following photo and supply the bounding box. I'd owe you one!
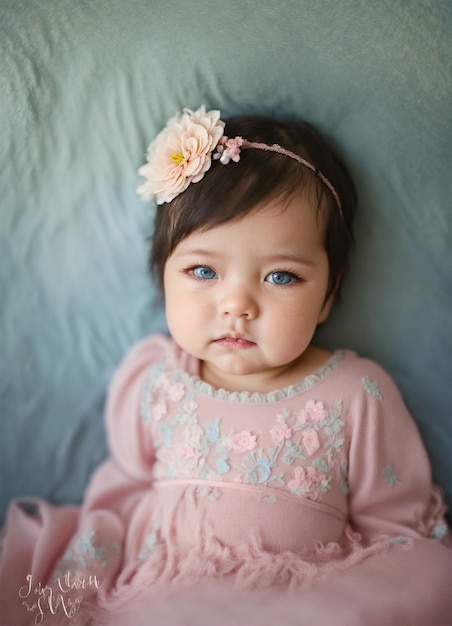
[260,253,316,267]
[173,248,316,267]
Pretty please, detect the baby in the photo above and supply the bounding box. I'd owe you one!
[0,106,450,626]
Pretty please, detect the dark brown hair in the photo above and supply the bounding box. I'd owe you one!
[150,115,356,301]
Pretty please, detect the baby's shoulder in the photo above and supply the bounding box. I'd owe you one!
[108,334,177,389]
[329,350,406,409]
[122,333,177,365]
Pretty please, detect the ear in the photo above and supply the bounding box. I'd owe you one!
[318,292,335,324]
[318,270,345,324]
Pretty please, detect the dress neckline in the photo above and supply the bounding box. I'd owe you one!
[179,350,351,404]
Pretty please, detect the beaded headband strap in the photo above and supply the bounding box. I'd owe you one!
[137,106,342,214]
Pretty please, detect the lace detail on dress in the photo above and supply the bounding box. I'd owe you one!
[180,350,349,404]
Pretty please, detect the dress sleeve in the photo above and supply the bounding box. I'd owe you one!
[105,334,173,481]
[347,358,449,544]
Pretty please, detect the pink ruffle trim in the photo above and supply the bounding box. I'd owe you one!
[93,525,412,622]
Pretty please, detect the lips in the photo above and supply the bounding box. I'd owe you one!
[214,336,256,349]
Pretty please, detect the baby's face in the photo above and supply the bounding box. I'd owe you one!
[163,195,333,393]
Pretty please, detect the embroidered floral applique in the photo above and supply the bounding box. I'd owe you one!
[430,524,448,539]
[229,430,258,453]
[269,423,293,444]
[196,486,222,500]
[297,399,329,423]
[287,466,331,498]
[389,536,409,546]
[53,530,121,578]
[142,363,347,503]
[238,400,345,501]
[300,428,320,456]
[139,522,161,560]
[383,464,401,487]
[362,376,383,401]
[239,446,286,487]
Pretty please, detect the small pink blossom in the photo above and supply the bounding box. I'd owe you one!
[184,424,203,448]
[230,430,258,453]
[270,423,293,445]
[155,374,170,391]
[184,400,198,414]
[301,428,320,456]
[168,382,185,401]
[153,401,167,421]
[288,466,323,492]
[297,400,328,424]
[178,444,198,459]
[213,136,244,164]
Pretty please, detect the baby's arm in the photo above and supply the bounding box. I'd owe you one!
[82,335,170,514]
[336,359,451,624]
[347,359,449,544]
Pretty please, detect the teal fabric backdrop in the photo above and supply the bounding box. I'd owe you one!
[0,0,450,520]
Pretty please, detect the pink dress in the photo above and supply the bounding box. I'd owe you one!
[0,335,450,625]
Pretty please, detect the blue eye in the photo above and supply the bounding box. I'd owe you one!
[266,271,297,285]
[191,266,217,280]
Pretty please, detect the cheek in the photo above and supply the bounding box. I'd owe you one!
[265,301,320,347]
[165,290,208,337]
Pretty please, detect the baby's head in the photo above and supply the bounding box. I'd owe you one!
[140,107,356,303]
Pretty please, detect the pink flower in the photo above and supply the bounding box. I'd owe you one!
[213,136,244,164]
[288,466,323,492]
[230,430,258,453]
[153,401,167,421]
[297,400,328,424]
[270,423,293,445]
[184,400,198,414]
[301,428,320,456]
[184,424,203,448]
[168,382,185,402]
[178,444,199,460]
[137,106,225,204]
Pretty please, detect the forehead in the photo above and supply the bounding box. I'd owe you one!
[172,195,326,257]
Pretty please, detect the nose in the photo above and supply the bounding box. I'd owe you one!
[218,285,258,321]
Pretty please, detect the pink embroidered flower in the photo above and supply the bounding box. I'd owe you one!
[183,400,198,415]
[153,401,167,421]
[301,428,320,456]
[270,423,293,445]
[178,444,198,460]
[288,466,323,493]
[168,382,185,402]
[297,400,328,424]
[184,424,204,448]
[230,430,258,453]
[155,374,170,391]
[137,106,225,204]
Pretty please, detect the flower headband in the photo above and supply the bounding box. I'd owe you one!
[137,105,342,213]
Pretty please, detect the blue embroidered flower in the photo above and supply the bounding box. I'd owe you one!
[430,524,447,539]
[363,376,383,401]
[54,530,121,577]
[204,418,222,444]
[158,422,173,446]
[383,464,401,487]
[139,522,161,560]
[215,456,230,475]
[241,454,273,484]
[389,536,409,546]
